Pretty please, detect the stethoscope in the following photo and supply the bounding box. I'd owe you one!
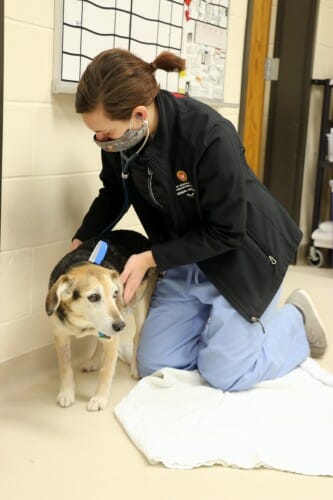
[99,122,150,234]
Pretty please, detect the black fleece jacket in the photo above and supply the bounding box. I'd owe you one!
[74,90,302,321]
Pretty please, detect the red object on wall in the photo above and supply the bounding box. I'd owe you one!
[184,0,191,21]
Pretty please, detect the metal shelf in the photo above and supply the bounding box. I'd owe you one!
[308,79,333,267]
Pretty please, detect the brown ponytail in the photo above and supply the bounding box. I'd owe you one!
[75,48,186,120]
[150,51,185,73]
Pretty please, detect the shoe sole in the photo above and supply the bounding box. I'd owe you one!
[286,289,327,358]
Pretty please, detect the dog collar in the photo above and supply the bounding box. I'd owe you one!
[98,332,112,340]
[88,240,108,264]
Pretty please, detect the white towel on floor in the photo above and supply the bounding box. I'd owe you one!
[114,358,333,474]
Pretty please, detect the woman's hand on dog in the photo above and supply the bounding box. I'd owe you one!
[120,251,156,304]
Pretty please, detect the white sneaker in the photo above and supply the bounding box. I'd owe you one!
[286,289,327,358]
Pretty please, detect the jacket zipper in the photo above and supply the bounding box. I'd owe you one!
[248,231,277,266]
[250,316,266,334]
[147,168,163,208]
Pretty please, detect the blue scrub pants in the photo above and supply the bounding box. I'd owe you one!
[137,264,310,391]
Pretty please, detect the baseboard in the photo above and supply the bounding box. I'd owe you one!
[297,242,309,265]
[0,336,97,395]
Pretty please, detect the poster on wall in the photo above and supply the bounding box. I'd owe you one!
[53,0,229,103]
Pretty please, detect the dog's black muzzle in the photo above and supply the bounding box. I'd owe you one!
[112,320,126,332]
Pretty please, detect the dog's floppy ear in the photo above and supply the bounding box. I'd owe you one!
[45,275,73,316]
[109,270,124,309]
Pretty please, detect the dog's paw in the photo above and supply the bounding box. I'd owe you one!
[57,389,75,408]
[81,360,99,372]
[130,364,139,380]
[87,396,108,412]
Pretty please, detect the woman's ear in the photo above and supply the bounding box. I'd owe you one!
[132,105,147,122]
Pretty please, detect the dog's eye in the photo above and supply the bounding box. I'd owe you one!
[88,293,101,303]
[112,289,119,299]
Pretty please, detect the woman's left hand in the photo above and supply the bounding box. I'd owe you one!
[120,251,156,304]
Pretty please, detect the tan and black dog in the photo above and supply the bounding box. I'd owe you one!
[46,230,157,411]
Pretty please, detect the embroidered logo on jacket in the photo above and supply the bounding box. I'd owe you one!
[175,170,196,198]
[176,170,188,182]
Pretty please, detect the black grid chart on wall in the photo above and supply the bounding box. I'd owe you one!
[53,0,229,102]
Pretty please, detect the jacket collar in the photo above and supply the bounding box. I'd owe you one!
[140,90,177,162]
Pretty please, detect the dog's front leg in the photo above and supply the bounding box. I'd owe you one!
[55,333,75,408]
[131,307,145,380]
[87,336,119,411]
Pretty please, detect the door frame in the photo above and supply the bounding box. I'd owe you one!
[0,0,3,243]
[238,0,272,178]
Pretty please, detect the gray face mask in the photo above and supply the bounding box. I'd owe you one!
[93,119,149,153]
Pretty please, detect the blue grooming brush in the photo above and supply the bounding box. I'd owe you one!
[88,240,108,265]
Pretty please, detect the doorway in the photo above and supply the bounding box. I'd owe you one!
[263,0,318,224]
[240,0,319,225]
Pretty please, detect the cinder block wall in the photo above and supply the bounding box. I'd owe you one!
[0,0,248,363]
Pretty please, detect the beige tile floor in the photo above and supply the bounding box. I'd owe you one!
[1,265,333,500]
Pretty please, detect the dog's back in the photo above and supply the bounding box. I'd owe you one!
[49,230,152,287]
